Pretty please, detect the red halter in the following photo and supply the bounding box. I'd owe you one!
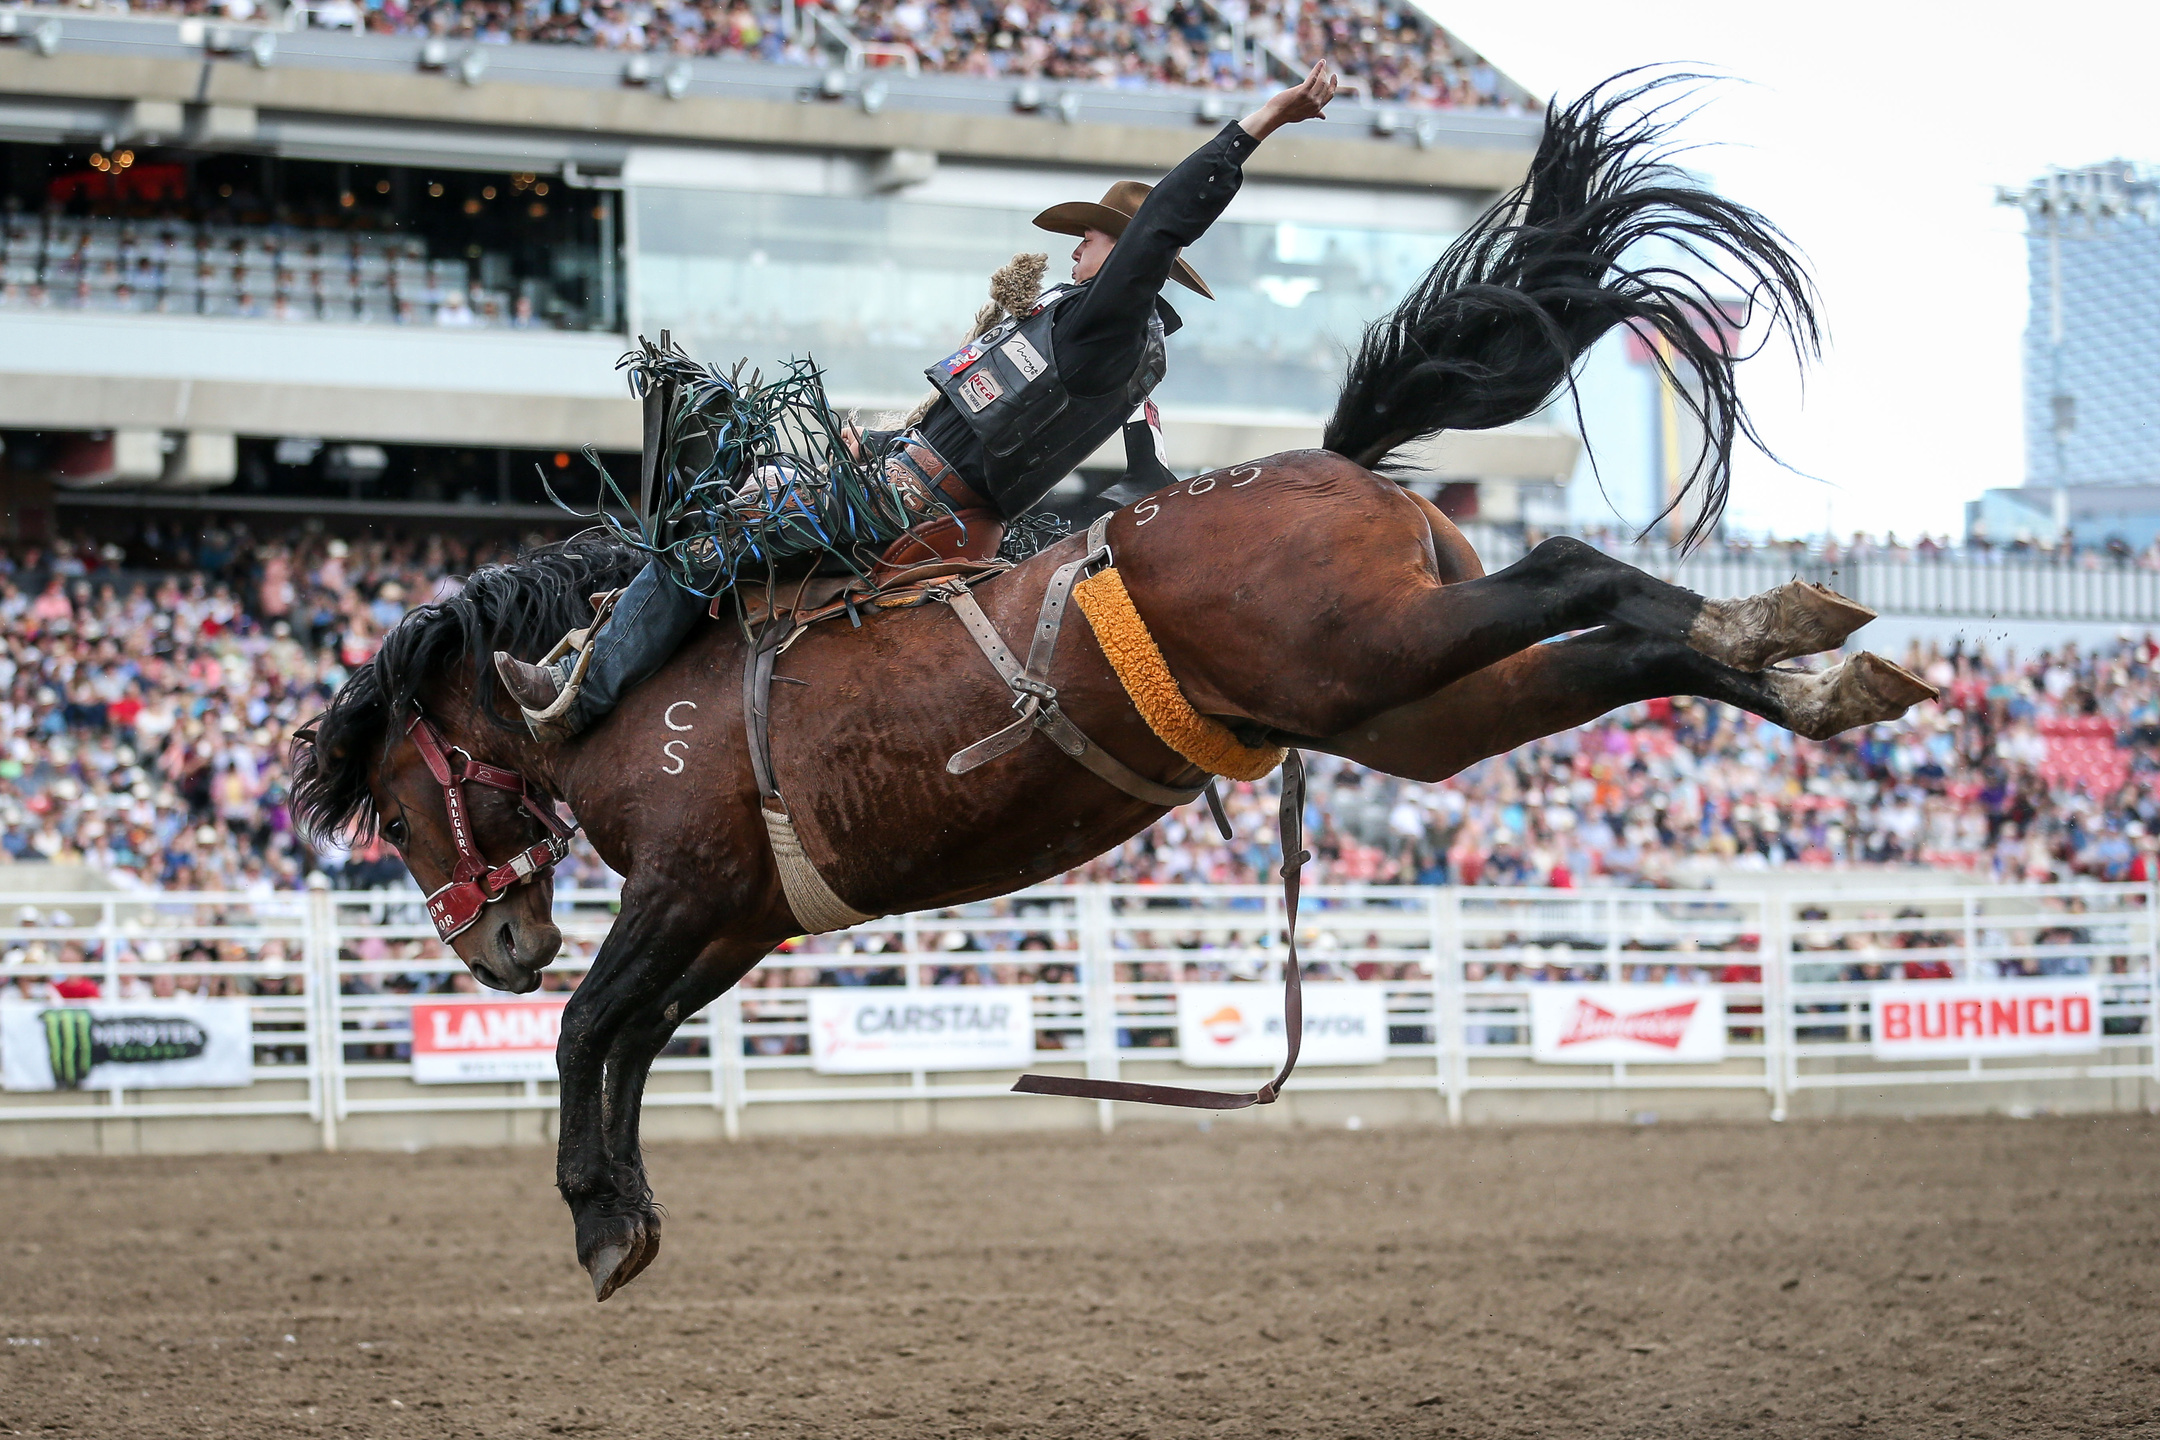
[403,712,579,944]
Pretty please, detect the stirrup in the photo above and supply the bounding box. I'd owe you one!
[517,589,622,742]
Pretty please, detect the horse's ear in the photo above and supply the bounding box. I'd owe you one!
[293,725,351,764]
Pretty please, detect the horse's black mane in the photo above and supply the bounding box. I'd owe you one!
[289,534,647,844]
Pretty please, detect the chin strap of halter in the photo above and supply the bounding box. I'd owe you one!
[405,711,578,944]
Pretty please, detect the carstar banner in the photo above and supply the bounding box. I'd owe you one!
[1529,985,1726,1064]
[1177,983,1389,1068]
[409,999,566,1083]
[1,998,255,1091]
[1870,982,2101,1060]
[810,988,1036,1073]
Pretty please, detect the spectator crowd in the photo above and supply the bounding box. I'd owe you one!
[4,525,2160,908]
[1574,525,2160,572]
[37,0,1528,112]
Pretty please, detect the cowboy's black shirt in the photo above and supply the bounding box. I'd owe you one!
[917,121,1259,496]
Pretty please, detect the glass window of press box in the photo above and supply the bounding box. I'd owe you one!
[0,143,621,331]
[630,183,1461,419]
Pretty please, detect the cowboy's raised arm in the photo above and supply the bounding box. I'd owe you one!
[1237,59,1340,142]
[1059,62,1337,394]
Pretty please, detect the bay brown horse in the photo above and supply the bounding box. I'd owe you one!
[291,79,1936,1301]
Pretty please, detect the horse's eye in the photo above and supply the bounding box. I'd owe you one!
[382,818,409,847]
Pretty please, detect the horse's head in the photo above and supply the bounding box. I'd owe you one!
[289,541,647,992]
[296,693,569,992]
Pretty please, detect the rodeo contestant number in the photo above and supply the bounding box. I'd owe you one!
[1132,464,1262,525]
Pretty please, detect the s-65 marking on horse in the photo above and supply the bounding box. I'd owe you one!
[292,79,1935,1302]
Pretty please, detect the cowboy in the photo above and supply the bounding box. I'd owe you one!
[497,60,1339,742]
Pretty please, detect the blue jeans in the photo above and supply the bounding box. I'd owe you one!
[559,561,709,735]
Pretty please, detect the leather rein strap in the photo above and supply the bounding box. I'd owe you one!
[942,514,1205,809]
[940,511,1314,1110]
[405,712,578,944]
[1013,750,1310,1110]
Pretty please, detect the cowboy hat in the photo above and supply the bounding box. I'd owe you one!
[1033,180,1214,299]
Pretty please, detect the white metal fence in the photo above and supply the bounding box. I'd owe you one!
[2,880,2154,1145]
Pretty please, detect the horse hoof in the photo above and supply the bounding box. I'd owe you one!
[1769,652,1938,741]
[1691,581,1877,671]
[582,1217,662,1303]
[588,1242,634,1302]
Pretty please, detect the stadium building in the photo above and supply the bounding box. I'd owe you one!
[1973,161,2160,550]
[0,3,1691,545]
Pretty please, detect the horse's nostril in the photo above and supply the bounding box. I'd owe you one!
[495,920,520,969]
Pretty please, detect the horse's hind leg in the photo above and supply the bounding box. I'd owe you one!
[1283,537,1878,732]
[579,939,765,1302]
[1320,626,1934,782]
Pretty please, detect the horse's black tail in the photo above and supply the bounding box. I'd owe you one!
[1321,72,1819,548]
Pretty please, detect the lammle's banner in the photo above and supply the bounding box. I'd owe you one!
[409,999,567,1083]
[1176,983,1389,1068]
[1,998,255,1091]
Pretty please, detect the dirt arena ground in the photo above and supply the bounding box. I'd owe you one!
[2,1116,2156,1439]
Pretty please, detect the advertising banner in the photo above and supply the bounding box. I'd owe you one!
[1529,985,1726,1064]
[1,998,255,1091]
[1177,983,1389,1068]
[409,999,566,1083]
[1870,982,2101,1060]
[810,987,1036,1074]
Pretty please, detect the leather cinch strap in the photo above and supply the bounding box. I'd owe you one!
[938,511,1313,1110]
[742,623,878,934]
[942,514,1205,809]
[1013,750,1311,1109]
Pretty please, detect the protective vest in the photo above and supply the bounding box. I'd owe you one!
[925,282,1168,518]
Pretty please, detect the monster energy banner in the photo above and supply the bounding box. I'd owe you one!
[0,999,255,1091]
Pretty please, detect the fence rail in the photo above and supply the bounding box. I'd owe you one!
[1,881,2154,1146]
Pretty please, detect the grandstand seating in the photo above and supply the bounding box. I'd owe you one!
[0,214,548,328]
[45,0,1529,112]
[2038,715,2131,799]
[4,527,2160,898]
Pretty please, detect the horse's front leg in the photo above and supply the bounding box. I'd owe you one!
[1319,625,1934,782]
[579,939,768,1302]
[553,895,712,1294]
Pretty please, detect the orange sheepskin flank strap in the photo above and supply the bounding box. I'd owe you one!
[1073,567,1286,783]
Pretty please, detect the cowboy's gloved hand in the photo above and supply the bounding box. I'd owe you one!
[1240,60,1339,142]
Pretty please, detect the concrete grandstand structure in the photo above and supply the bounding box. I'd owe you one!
[0,4,1610,531]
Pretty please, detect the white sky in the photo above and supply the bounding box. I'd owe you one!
[1433,0,2160,540]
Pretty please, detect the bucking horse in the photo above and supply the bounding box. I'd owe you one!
[292,78,1937,1301]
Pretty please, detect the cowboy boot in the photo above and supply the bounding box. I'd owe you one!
[493,562,709,742]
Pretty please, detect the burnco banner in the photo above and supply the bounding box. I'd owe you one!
[1177,983,1389,1068]
[810,988,1035,1074]
[1870,982,2101,1060]
[1530,985,1726,1064]
[1,998,255,1091]
[409,999,567,1083]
